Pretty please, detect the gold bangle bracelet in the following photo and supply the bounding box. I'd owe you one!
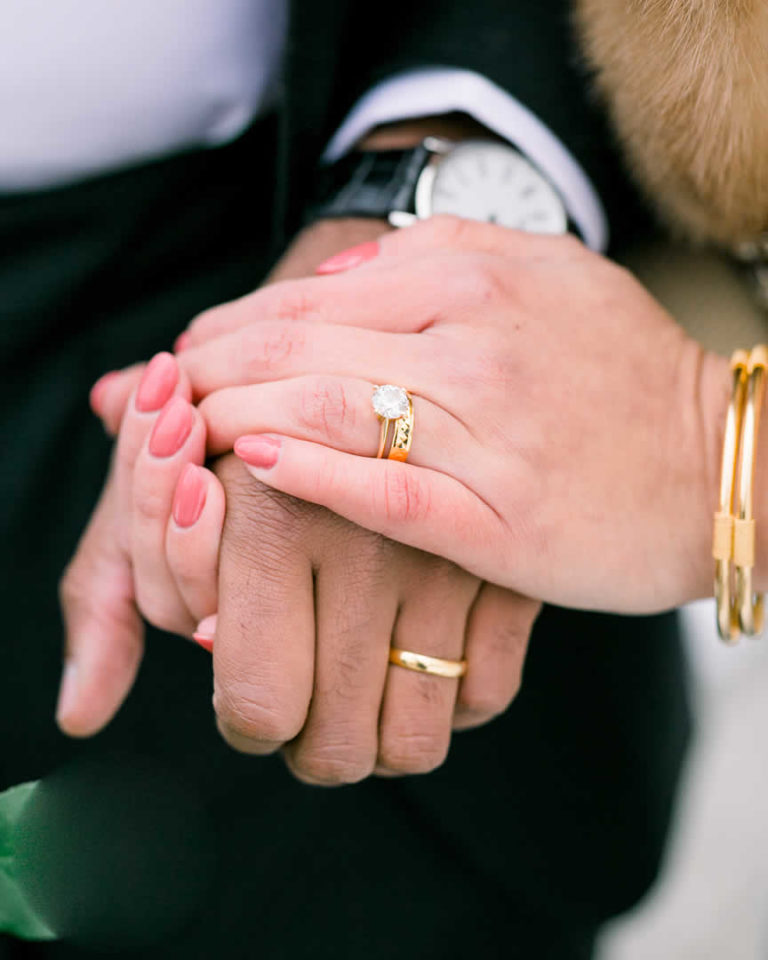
[735,347,768,636]
[714,351,749,643]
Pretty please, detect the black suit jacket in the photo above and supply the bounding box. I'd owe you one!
[0,4,685,958]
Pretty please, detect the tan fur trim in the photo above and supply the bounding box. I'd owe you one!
[574,0,768,246]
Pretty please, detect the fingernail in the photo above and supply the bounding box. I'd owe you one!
[173,332,191,354]
[135,352,178,412]
[234,435,281,470]
[193,614,216,653]
[315,240,379,275]
[89,371,119,415]
[56,660,78,723]
[172,464,207,527]
[149,397,194,458]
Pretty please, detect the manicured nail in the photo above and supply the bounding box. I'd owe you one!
[56,660,78,723]
[193,614,216,653]
[315,241,379,275]
[173,332,191,354]
[172,464,207,527]
[149,397,193,458]
[135,352,178,412]
[89,371,119,415]
[234,435,281,470]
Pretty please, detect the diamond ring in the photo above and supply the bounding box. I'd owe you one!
[372,385,414,462]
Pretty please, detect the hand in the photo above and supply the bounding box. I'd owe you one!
[63,221,541,770]
[173,216,732,614]
[207,455,539,781]
[58,352,212,734]
[59,412,538,774]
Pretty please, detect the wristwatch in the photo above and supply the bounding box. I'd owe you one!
[312,136,576,237]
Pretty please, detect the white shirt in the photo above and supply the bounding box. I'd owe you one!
[0,0,606,249]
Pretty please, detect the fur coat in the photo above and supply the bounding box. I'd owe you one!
[575,0,768,248]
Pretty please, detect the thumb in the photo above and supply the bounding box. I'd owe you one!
[57,492,144,737]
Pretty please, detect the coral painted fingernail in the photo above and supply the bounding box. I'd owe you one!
[89,371,119,415]
[234,435,281,470]
[173,464,207,527]
[173,332,191,354]
[315,241,379,275]
[193,614,216,653]
[136,352,178,412]
[149,397,193,458]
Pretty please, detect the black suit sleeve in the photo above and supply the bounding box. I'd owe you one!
[285,0,646,252]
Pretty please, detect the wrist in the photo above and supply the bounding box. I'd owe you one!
[357,112,499,151]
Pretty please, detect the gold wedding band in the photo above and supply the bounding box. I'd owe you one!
[372,385,415,462]
[389,648,468,679]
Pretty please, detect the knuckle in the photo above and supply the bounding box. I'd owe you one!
[216,453,319,539]
[214,685,304,745]
[133,483,167,524]
[243,322,305,374]
[421,214,471,247]
[188,305,219,339]
[291,742,375,786]
[465,257,507,306]
[554,232,586,257]
[133,591,182,636]
[58,564,83,609]
[296,377,354,443]
[272,288,321,325]
[379,468,430,525]
[457,685,517,720]
[379,728,449,775]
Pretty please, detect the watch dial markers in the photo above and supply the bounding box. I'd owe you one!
[427,141,567,235]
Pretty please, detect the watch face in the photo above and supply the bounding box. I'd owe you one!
[416,141,568,234]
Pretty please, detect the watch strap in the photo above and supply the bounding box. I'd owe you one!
[310,145,430,222]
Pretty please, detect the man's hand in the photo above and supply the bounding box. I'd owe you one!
[210,455,538,781]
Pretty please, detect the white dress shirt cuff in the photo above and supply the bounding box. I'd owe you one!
[323,67,608,253]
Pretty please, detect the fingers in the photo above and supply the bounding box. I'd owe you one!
[184,264,436,349]
[282,537,398,785]
[113,353,187,519]
[234,435,502,586]
[57,488,144,737]
[166,466,225,623]
[90,364,146,436]
[454,585,540,731]
[183,217,585,350]
[131,399,206,636]
[378,563,478,775]
[199,376,467,478]
[178,321,435,400]
[211,459,315,756]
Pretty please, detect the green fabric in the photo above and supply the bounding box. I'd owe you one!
[0,782,56,941]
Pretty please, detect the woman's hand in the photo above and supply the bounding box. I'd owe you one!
[173,217,731,614]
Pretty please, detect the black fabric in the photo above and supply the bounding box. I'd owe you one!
[0,2,688,957]
[283,0,651,251]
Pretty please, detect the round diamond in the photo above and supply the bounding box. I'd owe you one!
[372,384,409,419]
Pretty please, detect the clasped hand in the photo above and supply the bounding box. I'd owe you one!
[59,216,728,783]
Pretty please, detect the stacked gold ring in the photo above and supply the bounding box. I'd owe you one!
[372,384,415,462]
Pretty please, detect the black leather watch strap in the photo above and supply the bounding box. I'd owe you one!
[310,145,431,222]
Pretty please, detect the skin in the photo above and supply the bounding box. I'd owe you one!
[177,215,749,612]
[59,116,541,784]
